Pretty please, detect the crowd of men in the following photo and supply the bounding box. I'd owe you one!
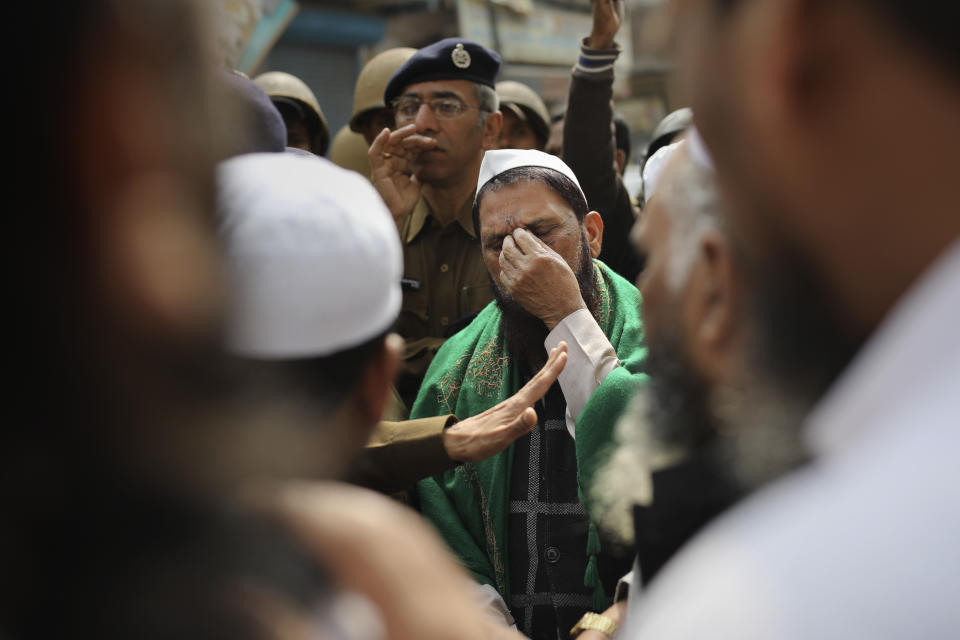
[6,0,958,638]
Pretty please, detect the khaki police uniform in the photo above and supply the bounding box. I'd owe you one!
[349,415,457,494]
[394,193,493,407]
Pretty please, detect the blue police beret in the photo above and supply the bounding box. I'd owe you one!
[383,38,502,105]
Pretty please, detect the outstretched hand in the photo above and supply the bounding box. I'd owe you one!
[443,342,569,462]
[368,124,437,222]
[588,0,624,50]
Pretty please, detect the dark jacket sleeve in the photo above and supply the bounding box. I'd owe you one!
[562,40,642,283]
[345,415,457,494]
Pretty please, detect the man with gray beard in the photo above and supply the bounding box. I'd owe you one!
[585,136,775,637]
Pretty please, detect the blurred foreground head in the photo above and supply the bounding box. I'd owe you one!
[673,0,960,414]
[12,0,229,489]
[218,152,404,473]
[224,70,288,156]
[6,1,336,636]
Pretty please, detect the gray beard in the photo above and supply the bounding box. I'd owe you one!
[589,303,820,546]
[589,327,718,546]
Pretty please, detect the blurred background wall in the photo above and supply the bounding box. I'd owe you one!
[217,0,675,182]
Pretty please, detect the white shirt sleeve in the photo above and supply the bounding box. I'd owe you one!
[543,308,621,438]
[466,582,517,629]
[615,568,636,603]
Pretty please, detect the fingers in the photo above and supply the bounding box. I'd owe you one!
[506,407,538,436]
[500,235,522,270]
[539,341,569,379]
[387,124,437,154]
[512,228,550,254]
[498,237,522,294]
[368,127,391,166]
[371,125,437,170]
[507,343,568,409]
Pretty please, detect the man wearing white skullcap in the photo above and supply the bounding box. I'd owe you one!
[218,151,570,493]
[413,149,647,639]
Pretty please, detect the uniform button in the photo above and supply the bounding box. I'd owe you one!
[544,546,560,564]
[440,263,450,273]
[440,316,449,326]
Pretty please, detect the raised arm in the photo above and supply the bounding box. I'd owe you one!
[563,0,641,282]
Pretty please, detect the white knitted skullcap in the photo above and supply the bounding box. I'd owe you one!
[477,149,586,203]
[217,152,402,359]
[642,140,685,202]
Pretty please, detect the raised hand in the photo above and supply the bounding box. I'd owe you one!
[443,342,568,462]
[588,0,624,50]
[368,124,438,222]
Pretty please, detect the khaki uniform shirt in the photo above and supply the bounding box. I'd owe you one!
[348,415,457,495]
[394,193,493,406]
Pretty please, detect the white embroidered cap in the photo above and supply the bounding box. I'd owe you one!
[641,140,685,202]
[686,125,716,173]
[477,149,586,203]
[218,152,402,359]
[642,122,717,202]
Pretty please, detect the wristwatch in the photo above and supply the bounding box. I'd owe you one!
[570,612,619,638]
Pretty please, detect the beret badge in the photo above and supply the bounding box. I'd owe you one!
[451,43,472,69]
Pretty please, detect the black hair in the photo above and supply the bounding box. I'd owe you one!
[869,1,960,76]
[472,166,589,240]
[614,115,631,160]
[238,331,388,412]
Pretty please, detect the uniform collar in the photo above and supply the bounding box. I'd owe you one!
[404,190,478,244]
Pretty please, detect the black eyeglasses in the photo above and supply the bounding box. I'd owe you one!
[391,96,481,121]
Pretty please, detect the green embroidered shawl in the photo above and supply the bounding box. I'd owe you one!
[412,261,646,609]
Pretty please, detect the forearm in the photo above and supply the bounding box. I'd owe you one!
[545,308,620,436]
[346,415,457,493]
[563,40,621,208]
[564,41,641,281]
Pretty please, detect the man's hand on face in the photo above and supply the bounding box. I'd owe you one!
[368,124,438,222]
[443,342,568,462]
[588,0,624,50]
[499,228,588,331]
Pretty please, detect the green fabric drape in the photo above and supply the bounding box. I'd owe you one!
[413,261,647,609]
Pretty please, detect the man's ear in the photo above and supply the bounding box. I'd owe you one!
[685,230,741,385]
[481,110,503,151]
[583,211,604,258]
[614,149,626,176]
[353,333,403,429]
